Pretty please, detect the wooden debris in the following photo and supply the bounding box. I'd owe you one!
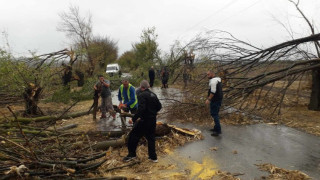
[92,136,126,150]
[166,124,201,136]
[57,124,78,131]
[210,147,218,151]
[256,163,311,180]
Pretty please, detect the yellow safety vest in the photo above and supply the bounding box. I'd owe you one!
[120,84,138,109]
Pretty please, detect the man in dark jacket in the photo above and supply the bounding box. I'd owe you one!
[161,67,169,88]
[148,66,155,87]
[123,80,162,162]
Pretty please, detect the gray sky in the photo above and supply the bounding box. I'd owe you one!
[0,0,319,57]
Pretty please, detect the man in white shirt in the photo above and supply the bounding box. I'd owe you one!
[205,70,223,136]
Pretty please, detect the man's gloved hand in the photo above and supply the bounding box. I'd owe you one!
[118,103,127,109]
[118,103,123,109]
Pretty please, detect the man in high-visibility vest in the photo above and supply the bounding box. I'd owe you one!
[118,79,138,114]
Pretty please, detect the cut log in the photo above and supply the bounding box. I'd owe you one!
[86,131,126,138]
[4,128,55,137]
[155,123,171,136]
[0,110,93,124]
[57,124,78,131]
[92,136,126,150]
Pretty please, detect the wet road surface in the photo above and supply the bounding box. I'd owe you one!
[96,87,320,179]
[173,123,320,179]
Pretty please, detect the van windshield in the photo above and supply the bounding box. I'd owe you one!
[107,66,117,71]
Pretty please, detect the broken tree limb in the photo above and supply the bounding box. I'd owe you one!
[166,123,201,136]
[57,124,78,131]
[91,136,126,150]
[8,129,56,137]
[0,136,32,154]
[77,152,107,163]
[78,158,108,171]
[85,131,126,138]
[0,110,93,124]
[104,161,140,172]
[78,176,128,180]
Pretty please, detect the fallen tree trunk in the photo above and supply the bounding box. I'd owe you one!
[85,131,126,138]
[1,111,135,124]
[57,124,78,131]
[0,110,93,124]
[7,129,56,137]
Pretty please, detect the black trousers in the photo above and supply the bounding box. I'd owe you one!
[127,118,157,159]
[149,77,154,87]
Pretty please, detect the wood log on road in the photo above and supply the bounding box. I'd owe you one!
[0,110,93,124]
[92,136,126,150]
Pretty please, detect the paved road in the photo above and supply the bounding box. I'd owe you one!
[174,123,320,179]
[97,87,320,179]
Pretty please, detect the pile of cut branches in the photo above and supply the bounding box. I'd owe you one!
[0,108,202,179]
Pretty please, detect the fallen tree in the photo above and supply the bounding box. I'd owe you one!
[166,1,320,114]
[0,115,202,179]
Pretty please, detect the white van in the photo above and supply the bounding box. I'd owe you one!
[106,63,121,77]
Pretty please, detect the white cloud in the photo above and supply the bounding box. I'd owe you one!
[0,0,319,56]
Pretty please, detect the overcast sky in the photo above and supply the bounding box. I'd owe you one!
[0,0,319,57]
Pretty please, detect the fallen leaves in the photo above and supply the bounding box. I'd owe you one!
[256,163,311,180]
[209,147,218,151]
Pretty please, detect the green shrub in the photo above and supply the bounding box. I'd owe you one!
[50,78,96,103]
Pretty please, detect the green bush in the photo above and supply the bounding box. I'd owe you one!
[50,78,96,103]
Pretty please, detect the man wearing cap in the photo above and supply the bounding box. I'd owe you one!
[123,80,162,162]
[118,79,138,114]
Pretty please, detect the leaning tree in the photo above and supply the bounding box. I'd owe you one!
[166,30,320,118]
[167,0,320,114]
[57,5,95,76]
[0,49,77,116]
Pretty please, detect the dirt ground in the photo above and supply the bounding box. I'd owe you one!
[0,80,318,179]
[255,80,320,136]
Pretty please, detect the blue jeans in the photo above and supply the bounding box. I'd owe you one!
[210,101,222,133]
